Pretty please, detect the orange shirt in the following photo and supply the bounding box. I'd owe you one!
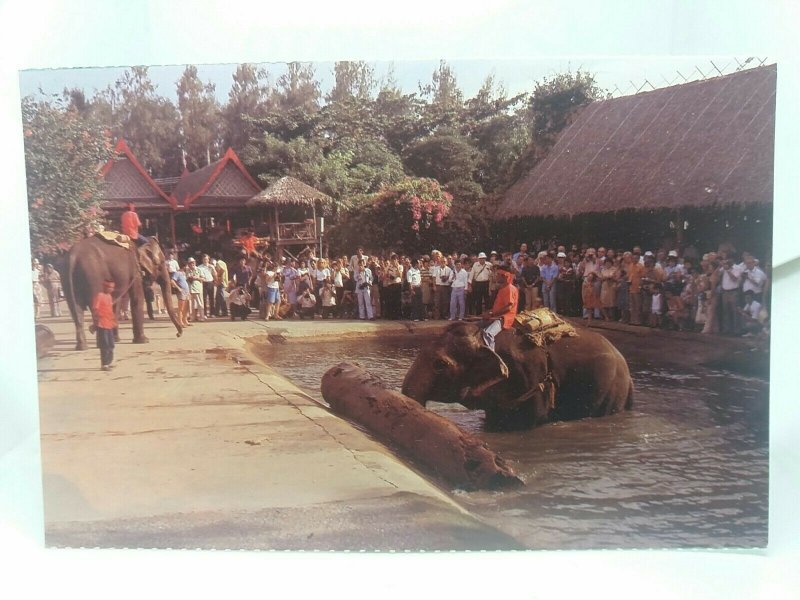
[241,234,257,255]
[492,283,519,329]
[120,210,142,238]
[628,262,645,293]
[92,292,117,329]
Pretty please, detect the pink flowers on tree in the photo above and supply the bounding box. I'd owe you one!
[382,177,453,234]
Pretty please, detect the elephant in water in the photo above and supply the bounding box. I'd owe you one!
[401,322,633,431]
[64,235,183,350]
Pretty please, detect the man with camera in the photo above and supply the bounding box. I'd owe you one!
[298,287,317,320]
[355,258,375,320]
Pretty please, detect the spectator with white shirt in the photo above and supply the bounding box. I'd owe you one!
[406,258,424,321]
[431,251,453,320]
[449,259,469,321]
[741,255,767,303]
[719,257,743,335]
[468,252,493,316]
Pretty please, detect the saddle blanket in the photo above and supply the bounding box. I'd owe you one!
[95,230,131,249]
[513,308,578,347]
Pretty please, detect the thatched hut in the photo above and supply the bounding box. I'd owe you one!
[246,176,333,255]
[496,64,776,258]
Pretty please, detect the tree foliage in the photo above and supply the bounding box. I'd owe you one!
[327,177,453,255]
[176,65,221,170]
[23,97,114,254]
[23,61,607,255]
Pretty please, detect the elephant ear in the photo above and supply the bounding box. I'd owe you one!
[137,242,157,277]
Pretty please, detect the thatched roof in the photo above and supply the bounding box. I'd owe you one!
[171,148,261,210]
[99,139,176,210]
[247,176,333,207]
[498,64,776,219]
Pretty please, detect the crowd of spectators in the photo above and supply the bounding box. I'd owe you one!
[33,237,771,340]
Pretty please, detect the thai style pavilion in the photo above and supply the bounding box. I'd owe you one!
[496,64,776,258]
[167,147,262,250]
[100,144,330,257]
[99,139,176,239]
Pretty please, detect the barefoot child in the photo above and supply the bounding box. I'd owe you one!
[89,279,117,371]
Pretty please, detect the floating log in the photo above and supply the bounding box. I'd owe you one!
[321,362,523,491]
[35,324,55,358]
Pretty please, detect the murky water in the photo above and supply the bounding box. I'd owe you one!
[254,333,768,549]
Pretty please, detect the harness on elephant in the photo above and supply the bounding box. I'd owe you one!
[508,309,573,413]
[87,233,139,308]
[504,343,557,413]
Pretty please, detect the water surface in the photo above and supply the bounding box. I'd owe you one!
[254,332,768,549]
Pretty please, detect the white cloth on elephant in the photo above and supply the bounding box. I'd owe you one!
[481,319,503,351]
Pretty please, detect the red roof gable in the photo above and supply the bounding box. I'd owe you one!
[170,148,261,210]
[100,139,176,209]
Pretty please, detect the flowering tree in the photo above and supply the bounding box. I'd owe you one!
[327,177,454,254]
[23,97,114,255]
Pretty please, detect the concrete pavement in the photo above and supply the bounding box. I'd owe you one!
[35,314,520,550]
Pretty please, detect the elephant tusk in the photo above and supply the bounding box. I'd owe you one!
[538,383,546,392]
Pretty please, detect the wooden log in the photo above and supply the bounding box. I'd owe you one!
[321,362,523,491]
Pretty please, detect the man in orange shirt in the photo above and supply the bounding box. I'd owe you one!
[89,279,118,371]
[478,264,519,351]
[239,229,258,258]
[627,248,646,325]
[121,203,148,245]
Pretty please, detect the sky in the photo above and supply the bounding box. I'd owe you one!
[18,57,760,105]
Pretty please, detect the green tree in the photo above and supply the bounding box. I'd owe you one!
[404,128,480,187]
[462,75,530,193]
[509,69,606,183]
[274,62,321,113]
[327,61,376,104]
[327,177,453,255]
[111,67,183,178]
[176,65,221,170]
[23,97,114,254]
[373,72,425,154]
[420,60,464,131]
[221,63,273,152]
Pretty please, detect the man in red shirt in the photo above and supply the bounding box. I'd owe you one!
[239,229,258,259]
[121,203,148,245]
[89,279,118,370]
[478,263,519,351]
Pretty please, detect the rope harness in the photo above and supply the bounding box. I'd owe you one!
[505,308,576,413]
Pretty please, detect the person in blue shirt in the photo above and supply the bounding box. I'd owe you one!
[170,268,191,328]
[539,252,560,312]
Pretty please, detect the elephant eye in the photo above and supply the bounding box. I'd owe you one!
[433,358,450,373]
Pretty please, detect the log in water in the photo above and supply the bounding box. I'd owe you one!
[321,362,523,491]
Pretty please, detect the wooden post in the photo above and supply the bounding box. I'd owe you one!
[170,211,177,249]
[675,208,684,251]
[273,205,280,258]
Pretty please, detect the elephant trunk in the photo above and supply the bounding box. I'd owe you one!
[401,363,431,407]
[158,264,183,337]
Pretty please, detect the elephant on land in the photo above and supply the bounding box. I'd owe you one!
[64,235,183,350]
[401,322,633,431]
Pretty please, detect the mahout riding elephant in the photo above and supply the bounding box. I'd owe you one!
[401,322,633,431]
[64,235,183,350]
